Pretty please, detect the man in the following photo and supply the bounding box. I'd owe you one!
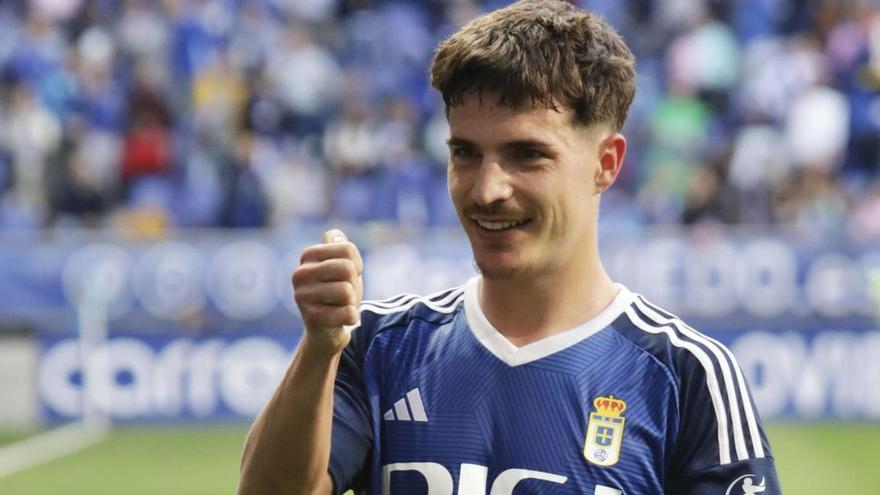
[239,1,782,494]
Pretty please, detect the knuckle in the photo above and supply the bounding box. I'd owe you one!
[293,283,313,302]
[298,246,313,265]
[299,244,323,264]
[322,258,342,275]
[291,265,310,288]
[341,283,356,305]
[340,259,357,279]
[345,306,360,325]
[328,283,347,304]
[342,243,358,260]
[300,305,318,322]
[321,260,340,279]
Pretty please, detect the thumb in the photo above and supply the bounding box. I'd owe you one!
[322,229,347,244]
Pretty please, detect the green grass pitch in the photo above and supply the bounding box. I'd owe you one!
[0,423,877,494]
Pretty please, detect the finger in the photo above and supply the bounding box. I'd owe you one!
[322,229,347,244]
[293,259,358,286]
[300,242,364,274]
[321,230,363,274]
[295,281,358,307]
[315,259,359,283]
[301,304,359,330]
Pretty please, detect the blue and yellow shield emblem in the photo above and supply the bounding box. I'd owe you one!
[584,395,626,467]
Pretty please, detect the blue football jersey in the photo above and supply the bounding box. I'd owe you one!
[328,277,781,494]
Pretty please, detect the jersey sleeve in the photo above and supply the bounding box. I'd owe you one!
[327,323,374,494]
[665,344,782,494]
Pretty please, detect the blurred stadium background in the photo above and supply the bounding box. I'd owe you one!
[0,0,879,493]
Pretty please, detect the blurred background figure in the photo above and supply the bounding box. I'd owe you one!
[0,1,879,494]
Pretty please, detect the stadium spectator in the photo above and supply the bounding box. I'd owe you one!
[666,6,740,113]
[850,183,880,241]
[267,24,342,136]
[116,0,170,65]
[192,48,247,138]
[0,78,61,225]
[52,139,107,227]
[323,96,381,221]
[219,132,269,228]
[262,141,330,225]
[681,157,739,225]
[120,110,171,190]
[0,0,875,238]
[775,168,849,239]
[728,123,788,224]
[784,84,850,172]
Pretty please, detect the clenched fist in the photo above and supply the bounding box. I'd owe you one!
[292,229,363,355]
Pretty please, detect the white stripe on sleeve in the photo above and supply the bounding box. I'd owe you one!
[633,297,751,461]
[624,306,733,465]
[636,296,765,459]
[360,288,465,315]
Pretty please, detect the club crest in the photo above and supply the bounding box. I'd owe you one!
[584,395,626,467]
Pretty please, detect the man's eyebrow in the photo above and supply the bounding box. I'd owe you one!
[501,139,554,151]
[446,137,554,149]
[446,137,475,147]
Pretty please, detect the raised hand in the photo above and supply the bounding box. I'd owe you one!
[292,229,364,355]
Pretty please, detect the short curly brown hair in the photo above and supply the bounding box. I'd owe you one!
[430,0,636,131]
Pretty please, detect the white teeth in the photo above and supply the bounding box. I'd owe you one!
[474,219,527,231]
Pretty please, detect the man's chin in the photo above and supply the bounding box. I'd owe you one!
[474,259,531,281]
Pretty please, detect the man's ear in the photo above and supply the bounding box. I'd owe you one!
[595,133,627,193]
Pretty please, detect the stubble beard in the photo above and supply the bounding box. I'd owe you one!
[460,206,542,281]
[472,253,538,281]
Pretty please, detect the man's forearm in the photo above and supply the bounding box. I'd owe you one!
[240,229,361,495]
[238,337,340,495]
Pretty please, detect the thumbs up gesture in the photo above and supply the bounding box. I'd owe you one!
[292,229,363,355]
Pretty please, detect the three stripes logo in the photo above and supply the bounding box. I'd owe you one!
[383,388,428,422]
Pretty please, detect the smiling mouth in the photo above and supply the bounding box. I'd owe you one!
[472,218,532,232]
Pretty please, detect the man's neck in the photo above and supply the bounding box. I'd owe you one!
[478,258,618,347]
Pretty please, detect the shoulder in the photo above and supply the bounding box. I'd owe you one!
[609,288,739,389]
[350,283,466,348]
[610,287,769,466]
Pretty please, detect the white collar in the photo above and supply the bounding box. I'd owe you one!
[463,276,634,367]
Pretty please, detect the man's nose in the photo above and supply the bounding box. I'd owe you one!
[471,159,514,207]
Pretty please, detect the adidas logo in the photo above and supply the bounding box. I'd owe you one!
[383,388,428,422]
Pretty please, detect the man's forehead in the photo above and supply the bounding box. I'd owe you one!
[448,91,573,121]
[446,92,597,144]
[449,96,572,132]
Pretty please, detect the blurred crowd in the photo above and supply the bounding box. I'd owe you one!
[0,0,879,239]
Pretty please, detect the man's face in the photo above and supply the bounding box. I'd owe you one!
[447,92,616,280]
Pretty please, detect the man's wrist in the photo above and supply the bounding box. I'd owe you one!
[299,329,349,361]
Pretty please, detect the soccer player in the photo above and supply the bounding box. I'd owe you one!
[238,1,782,494]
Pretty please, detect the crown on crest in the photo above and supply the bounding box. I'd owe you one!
[593,395,627,416]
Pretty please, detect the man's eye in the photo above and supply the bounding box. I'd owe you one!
[515,148,544,160]
[451,147,478,158]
